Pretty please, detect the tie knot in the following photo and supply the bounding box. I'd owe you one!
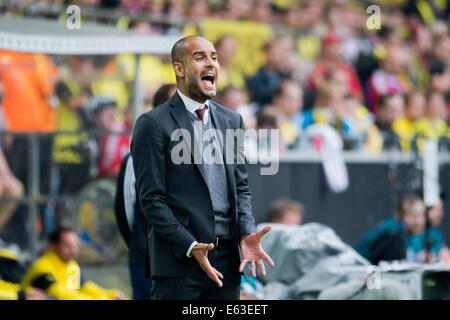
[195,105,208,121]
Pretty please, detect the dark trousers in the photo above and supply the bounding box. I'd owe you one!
[151,240,241,300]
[129,263,152,300]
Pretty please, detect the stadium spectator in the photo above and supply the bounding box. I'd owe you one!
[267,198,304,225]
[152,83,177,108]
[356,193,445,265]
[429,60,450,98]
[302,68,353,137]
[415,91,448,143]
[373,93,404,151]
[0,51,57,239]
[91,97,131,179]
[270,80,304,150]
[186,0,210,20]
[307,32,363,101]
[215,35,245,92]
[215,86,256,129]
[241,197,304,300]
[367,44,406,113]
[21,228,128,300]
[0,245,46,300]
[392,91,427,151]
[52,56,93,228]
[402,195,444,263]
[246,37,292,108]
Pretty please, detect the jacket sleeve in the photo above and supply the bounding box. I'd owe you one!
[131,113,196,259]
[234,115,256,240]
[0,279,22,300]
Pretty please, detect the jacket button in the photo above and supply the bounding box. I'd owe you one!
[208,214,214,220]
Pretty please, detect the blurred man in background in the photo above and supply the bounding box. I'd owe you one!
[21,228,128,300]
[267,198,304,226]
[373,93,404,151]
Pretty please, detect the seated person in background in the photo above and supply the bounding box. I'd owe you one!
[0,246,46,300]
[392,91,426,151]
[402,196,444,263]
[355,198,403,263]
[372,93,404,151]
[414,91,448,143]
[246,37,292,108]
[267,197,304,226]
[356,194,445,265]
[270,80,304,150]
[21,228,128,300]
[241,197,304,300]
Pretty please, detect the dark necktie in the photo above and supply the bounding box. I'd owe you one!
[195,105,208,122]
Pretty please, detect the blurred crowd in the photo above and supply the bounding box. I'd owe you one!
[1,0,449,154]
[0,0,450,299]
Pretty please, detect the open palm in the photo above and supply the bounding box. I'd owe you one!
[239,226,274,277]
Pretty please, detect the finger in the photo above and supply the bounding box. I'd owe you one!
[263,252,275,267]
[257,259,266,277]
[239,259,248,273]
[251,261,256,278]
[208,271,223,287]
[213,267,224,279]
[256,225,272,239]
[201,262,223,287]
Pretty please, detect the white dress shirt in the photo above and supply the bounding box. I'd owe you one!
[177,89,210,124]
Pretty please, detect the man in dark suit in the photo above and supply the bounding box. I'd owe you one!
[131,35,274,300]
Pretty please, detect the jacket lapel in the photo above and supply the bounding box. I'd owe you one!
[168,92,208,187]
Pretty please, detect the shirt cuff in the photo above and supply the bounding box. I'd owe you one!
[186,241,198,258]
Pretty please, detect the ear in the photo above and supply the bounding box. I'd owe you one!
[173,62,185,78]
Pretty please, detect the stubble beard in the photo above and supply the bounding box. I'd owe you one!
[185,71,216,102]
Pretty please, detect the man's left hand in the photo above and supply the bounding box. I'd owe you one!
[239,226,275,278]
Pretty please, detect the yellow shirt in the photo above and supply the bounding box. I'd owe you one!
[392,117,417,151]
[52,79,89,164]
[22,251,118,300]
[414,118,447,140]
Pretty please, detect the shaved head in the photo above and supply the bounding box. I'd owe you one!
[171,35,206,64]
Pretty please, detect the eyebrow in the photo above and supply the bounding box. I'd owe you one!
[192,50,218,57]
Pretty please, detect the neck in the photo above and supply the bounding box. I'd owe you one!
[177,86,207,104]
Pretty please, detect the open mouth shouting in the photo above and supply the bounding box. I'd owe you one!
[200,71,216,90]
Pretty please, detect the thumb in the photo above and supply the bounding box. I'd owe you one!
[257,225,272,238]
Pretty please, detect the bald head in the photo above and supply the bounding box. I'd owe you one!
[171,35,208,64]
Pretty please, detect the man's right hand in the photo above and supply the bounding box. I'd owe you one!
[190,243,223,287]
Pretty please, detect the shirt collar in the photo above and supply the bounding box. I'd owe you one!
[177,89,209,115]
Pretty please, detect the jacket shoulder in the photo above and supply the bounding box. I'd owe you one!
[211,101,242,123]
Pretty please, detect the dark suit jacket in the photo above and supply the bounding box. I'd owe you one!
[131,92,255,279]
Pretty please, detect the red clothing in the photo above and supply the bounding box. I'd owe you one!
[98,123,130,178]
[367,69,404,113]
[307,62,363,100]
